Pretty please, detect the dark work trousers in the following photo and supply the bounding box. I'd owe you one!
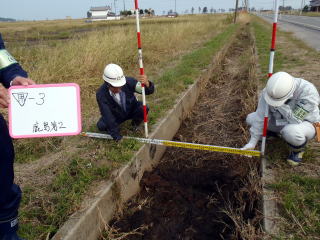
[98,102,149,132]
[0,114,21,225]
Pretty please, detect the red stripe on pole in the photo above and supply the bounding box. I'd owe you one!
[143,105,148,122]
[135,0,148,137]
[268,73,273,77]
[271,23,277,49]
[137,32,142,48]
[263,117,268,137]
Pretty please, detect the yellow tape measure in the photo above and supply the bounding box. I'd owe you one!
[162,141,260,157]
[83,132,261,157]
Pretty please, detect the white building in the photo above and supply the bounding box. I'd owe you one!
[87,6,120,21]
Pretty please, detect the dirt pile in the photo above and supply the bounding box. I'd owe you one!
[104,26,263,240]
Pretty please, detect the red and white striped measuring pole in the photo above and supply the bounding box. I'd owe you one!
[261,0,279,155]
[134,0,148,138]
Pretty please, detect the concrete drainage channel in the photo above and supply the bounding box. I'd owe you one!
[53,26,277,240]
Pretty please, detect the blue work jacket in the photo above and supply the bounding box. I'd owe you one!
[0,33,28,88]
[96,77,154,138]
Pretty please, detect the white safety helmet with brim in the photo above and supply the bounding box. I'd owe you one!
[103,63,126,87]
[264,72,296,107]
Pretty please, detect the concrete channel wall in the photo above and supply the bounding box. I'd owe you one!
[250,27,279,236]
[52,38,234,240]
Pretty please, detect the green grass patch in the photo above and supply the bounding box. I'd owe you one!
[270,175,320,238]
[148,23,237,123]
[251,18,284,81]
[19,154,111,239]
[14,137,62,163]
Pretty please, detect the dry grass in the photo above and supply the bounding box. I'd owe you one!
[220,166,264,239]
[3,14,228,163]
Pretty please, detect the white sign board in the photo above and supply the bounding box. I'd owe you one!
[9,83,81,138]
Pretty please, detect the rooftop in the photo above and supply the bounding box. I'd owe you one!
[90,6,111,11]
[310,0,320,6]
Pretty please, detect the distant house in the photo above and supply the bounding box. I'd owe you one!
[310,0,320,11]
[167,11,178,18]
[87,6,120,21]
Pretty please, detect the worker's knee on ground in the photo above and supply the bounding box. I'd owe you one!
[97,118,107,131]
[246,112,256,126]
[135,103,149,116]
[281,124,306,146]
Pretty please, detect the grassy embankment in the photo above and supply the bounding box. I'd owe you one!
[251,16,320,239]
[2,14,239,239]
[300,12,320,17]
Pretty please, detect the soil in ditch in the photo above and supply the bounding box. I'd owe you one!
[103,26,263,240]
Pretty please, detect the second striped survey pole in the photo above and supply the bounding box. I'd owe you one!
[134,0,148,138]
[261,0,279,156]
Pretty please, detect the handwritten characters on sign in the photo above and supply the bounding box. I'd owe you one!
[12,92,45,107]
[33,121,66,133]
[9,84,81,138]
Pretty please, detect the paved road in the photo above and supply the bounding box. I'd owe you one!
[256,13,320,51]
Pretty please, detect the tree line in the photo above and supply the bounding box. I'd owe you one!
[120,9,155,16]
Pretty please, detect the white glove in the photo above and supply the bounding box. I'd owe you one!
[241,136,259,150]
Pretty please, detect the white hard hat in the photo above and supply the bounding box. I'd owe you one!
[264,72,296,107]
[102,63,126,87]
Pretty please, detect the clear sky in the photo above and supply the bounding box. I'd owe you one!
[0,0,305,21]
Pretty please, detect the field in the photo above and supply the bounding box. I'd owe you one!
[1,13,319,239]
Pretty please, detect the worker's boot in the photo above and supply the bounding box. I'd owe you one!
[0,217,24,240]
[287,142,306,166]
[266,130,280,139]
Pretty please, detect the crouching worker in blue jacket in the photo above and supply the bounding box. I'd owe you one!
[96,63,154,141]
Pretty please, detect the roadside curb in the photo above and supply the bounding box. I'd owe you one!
[279,17,320,32]
[52,34,234,240]
[257,13,320,32]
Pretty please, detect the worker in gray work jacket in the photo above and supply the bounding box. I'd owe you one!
[242,72,320,166]
[96,63,154,141]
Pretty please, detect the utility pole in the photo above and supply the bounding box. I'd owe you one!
[234,0,239,23]
[175,0,177,13]
[123,0,126,11]
[114,0,117,16]
[300,0,305,15]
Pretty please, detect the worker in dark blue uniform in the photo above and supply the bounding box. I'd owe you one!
[96,63,154,140]
[0,33,35,240]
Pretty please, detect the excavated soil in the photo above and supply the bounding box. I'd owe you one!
[104,26,263,240]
